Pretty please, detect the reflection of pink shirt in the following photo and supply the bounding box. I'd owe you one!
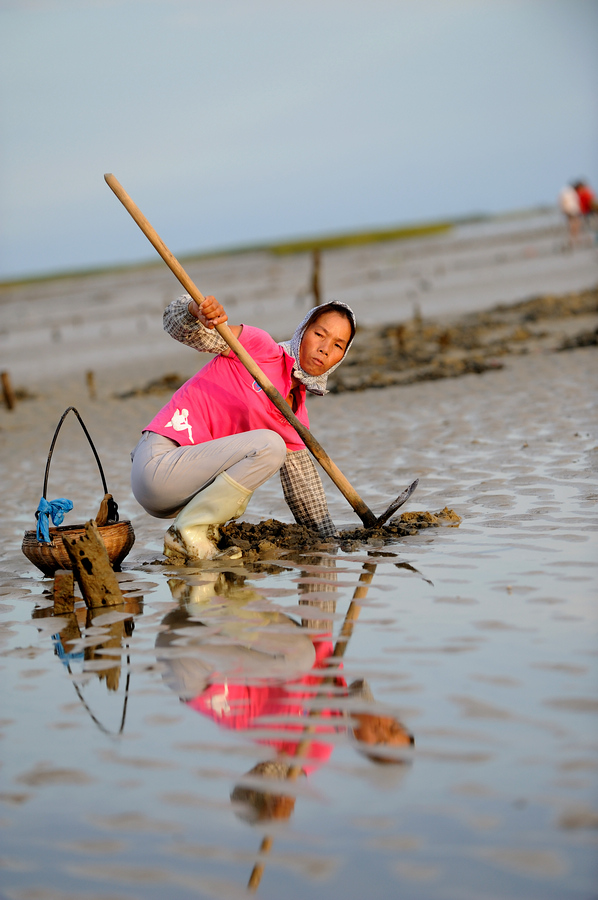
[145,325,309,451]
[188,638,346,773]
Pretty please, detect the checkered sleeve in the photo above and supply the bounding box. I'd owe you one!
[163,295,229,354]
[280,449,337,537]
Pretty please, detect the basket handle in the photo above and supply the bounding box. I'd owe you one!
[42,407,118,522]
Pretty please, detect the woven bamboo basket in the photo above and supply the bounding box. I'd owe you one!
[21,406,135,578]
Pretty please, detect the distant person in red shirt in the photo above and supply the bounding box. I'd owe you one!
[574,180,596,217]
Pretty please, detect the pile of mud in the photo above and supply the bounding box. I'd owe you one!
[219,507,461,557]
[328,287,598,393]
[115,287,596,399]
[115,373,185,400]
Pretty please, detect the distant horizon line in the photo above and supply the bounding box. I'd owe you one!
[0,204,554,289]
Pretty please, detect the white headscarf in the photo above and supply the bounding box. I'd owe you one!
[279,301,356,395]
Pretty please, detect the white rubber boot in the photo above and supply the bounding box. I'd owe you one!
[164,471,252,561]
[167,573,223,605]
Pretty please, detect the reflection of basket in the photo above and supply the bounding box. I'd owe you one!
[21,406,135,577]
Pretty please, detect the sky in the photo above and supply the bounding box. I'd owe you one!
[1,0,597,281]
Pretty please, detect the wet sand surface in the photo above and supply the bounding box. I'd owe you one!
[0,214,597,899]
[2,209,597,391]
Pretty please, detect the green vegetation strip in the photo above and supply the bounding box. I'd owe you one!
[1,220,453,288]
[268,221,453,255]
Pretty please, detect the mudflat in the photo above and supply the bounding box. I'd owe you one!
[0,211,596,900]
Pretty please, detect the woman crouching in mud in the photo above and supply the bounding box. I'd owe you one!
[130,294,356,561]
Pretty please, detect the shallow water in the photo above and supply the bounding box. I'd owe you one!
[1,346,597,899]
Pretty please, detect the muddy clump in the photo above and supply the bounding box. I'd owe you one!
[328,287,598,393]
[220,507,461,557]
[110,287,597,403]
[115,373,185,399]
[336,507,461,551]
[221,519,333,556]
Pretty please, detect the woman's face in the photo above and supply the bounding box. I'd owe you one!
[299,311,352,376]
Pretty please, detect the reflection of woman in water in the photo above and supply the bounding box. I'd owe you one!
[157,573,346,772]
[130,294,356,561]
[157,570,414,823]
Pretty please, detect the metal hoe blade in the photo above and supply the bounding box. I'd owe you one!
[374,479,419,528]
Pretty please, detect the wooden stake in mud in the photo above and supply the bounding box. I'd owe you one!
[310,248,321,305]
[53,569,75,615]
[1,371,16,411]
[104,173,417,529]
[62,520,124,609]
[86,370,97,400]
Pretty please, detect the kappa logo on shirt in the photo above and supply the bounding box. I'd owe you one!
[207,682,230,717]
[165,408,194,443]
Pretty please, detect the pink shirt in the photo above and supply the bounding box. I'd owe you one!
[187,636,346,774]
[145,325,309,451]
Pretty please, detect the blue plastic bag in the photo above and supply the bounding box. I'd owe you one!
[36,497,73,543]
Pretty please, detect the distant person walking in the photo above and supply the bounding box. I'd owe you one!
[559,183,581,248]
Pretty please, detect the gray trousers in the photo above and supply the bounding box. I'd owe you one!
[130,430,287,519]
